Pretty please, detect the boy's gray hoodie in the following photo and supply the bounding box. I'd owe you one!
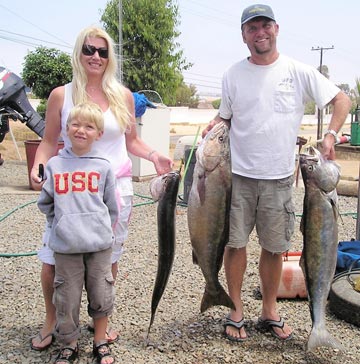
[37,147,118,254]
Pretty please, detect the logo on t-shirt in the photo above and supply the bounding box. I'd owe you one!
[278,77,294,92]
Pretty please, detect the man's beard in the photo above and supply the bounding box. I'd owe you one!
[254,43,272,55]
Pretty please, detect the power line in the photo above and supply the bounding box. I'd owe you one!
[184,0,238,18]
[183,71,222,80]
[182,72,222,94]
[0,30,72,50]
[184,81,221,90]
[0,4,71,47]
[179,0,240,28]
[184,77,221,87]
[311,45,334,74]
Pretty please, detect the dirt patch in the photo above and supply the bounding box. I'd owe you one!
[0,120,39,161]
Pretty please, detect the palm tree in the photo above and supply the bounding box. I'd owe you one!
[355,77,360,105]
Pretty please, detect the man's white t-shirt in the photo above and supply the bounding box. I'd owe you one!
[219,54,340,179]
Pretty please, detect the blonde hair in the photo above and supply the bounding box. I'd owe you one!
[67,102,105,132]
[71,26,130,132]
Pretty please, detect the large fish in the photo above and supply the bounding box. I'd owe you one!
[299,146,344,351]
[147,170,181,335]
[187,121,235,313]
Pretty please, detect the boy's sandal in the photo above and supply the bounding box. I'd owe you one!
[54,345,79,363]
[93,342,115,364]
[87,324,119,344]
[30,331,54,351]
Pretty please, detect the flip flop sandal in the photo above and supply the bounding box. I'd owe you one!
[30,331,54,351]
[87,325,119,344]
[54,345,79,363]
[223,316,247,342]
[93,342,115,364]
[256,317,293,341]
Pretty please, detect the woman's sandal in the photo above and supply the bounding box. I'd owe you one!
[54,345,79,363]
[93,342,115,364]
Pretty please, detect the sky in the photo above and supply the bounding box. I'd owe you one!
[0,0,359,97]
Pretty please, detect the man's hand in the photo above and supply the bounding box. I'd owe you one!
[202,119,218,139]
[321,133,336,160]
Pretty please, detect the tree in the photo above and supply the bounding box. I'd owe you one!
[101,0,192,105]
[337,83,351,96]
[355,78,360,104]
[212,99,221,109]
[349,77,360,112]
[21,47,72,99]
[304,100,316,115]
[174,82,199,108]
[317,64,329,79]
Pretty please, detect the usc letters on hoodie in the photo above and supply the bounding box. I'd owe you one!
[37,147,118,254]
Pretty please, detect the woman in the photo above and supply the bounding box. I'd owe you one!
[30,26,173,363]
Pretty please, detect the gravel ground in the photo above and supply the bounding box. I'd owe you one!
[0,160,359,364]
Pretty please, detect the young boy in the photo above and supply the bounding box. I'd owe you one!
[37,102,117,364]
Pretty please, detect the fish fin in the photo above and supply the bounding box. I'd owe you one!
[307,326,345,352]
[200,285,235,313]
[197,174,206,204]
[299,253,306,279]
[192,250,199,265]
[331,199,343,224]
[299,215,304,234]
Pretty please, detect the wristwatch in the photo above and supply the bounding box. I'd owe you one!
[324,129,340,144]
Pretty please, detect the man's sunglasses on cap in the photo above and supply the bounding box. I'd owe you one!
[82,44,109,59]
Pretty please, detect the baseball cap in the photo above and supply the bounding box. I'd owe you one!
[241,4,276,25]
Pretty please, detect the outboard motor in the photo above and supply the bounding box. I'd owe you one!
[0,66,45,142]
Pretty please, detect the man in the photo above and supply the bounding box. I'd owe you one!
[203,4,351,342]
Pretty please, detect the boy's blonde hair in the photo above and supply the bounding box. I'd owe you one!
[72,26,131,132]
[67,102,104,132]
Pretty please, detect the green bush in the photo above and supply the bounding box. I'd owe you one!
[36,99,47,118]
[304,101,316,115]
[212,99,221,109]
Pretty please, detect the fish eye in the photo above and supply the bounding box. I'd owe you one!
[218,136,224,142]
[308,165,313,171]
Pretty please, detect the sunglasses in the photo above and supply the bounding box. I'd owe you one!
[82,44,109,59]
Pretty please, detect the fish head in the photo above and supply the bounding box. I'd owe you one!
[197,121,230,172]
[149,170,181,201]
[299,146,340,192]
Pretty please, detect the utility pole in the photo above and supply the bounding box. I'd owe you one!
[311,46,334,140]
[118,0,123,83]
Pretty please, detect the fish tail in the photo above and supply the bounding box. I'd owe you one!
[307,326,345,352]
[147,313,155,337]
[200,285,235,313]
